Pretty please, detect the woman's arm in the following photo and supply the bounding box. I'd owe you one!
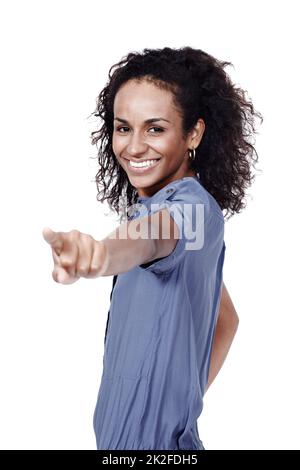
[204,282,239,394]
[99,208,179,276]
[42,209,180,283]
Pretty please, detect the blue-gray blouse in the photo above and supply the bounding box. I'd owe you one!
[93,176,226,450]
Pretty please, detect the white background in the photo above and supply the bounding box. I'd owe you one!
[0,0,299,450]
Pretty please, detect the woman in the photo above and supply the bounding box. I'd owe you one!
[43,46,262,450]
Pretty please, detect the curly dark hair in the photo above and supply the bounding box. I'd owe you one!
[88,46,263,221]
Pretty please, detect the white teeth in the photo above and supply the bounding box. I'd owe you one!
[129,159,158,168]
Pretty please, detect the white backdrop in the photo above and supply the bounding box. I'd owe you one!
[0,0,299,450]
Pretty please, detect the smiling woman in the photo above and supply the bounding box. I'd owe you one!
[111,78,204,196]
[87,46,262,450]
[90,46,262,221]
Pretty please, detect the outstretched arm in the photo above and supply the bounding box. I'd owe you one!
[204,282,239,394]
[42,208,179,283]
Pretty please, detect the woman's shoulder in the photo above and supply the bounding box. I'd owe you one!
[134,176,224,224]
[166,177,224,222]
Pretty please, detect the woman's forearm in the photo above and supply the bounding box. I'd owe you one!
[205,315,239,393]
[204,283,239,394]
[99,217,157,276]
[99,208,179,276]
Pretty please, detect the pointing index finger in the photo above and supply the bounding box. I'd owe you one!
[42,227,64,254]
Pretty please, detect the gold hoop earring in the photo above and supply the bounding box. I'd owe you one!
[188,148,196,161]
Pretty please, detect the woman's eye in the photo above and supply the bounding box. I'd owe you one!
[116,126,164,133]
[149,127,164,133]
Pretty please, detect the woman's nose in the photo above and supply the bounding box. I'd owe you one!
[126,133,148,156]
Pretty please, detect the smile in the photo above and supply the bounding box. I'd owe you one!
[125,158,161,173]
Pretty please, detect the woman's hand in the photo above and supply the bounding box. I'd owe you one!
[42,227,106,284]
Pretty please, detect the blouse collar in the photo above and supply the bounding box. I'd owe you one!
[137,176,200,204]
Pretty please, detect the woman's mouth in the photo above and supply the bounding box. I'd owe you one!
[125,158,161,174]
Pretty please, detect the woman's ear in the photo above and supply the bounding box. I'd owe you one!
[188,118,205,149]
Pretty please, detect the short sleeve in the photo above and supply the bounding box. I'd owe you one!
[138,179,211,275]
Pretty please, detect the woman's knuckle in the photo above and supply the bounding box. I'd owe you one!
[83,233,92,243]
[60,255,72,267]
[90,263,99,274]
[77,265,87,275]
[70,229,80,238]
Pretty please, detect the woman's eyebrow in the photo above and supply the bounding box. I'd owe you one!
[114,117,171,124]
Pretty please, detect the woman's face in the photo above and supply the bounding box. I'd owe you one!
[112,79,202,198]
